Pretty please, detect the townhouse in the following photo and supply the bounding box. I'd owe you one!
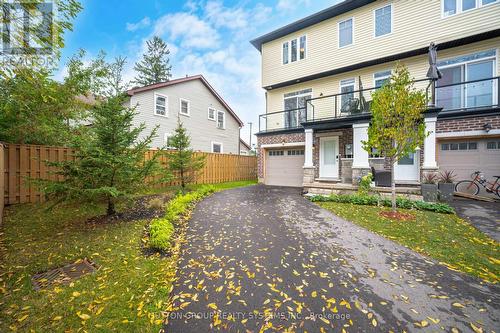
[251,0,500,193]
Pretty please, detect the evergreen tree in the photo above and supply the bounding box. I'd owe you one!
[168,120,205,190]
[133,36,172,86]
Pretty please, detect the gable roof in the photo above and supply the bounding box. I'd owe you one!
[250,0,375,51]
[239,139,251,150]
[126,75,244,126]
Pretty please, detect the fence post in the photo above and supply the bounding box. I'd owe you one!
[0,143,4,225]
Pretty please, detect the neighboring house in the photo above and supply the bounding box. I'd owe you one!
[127,75,244,154]
[239,139,252,155]
[251,0,500,191]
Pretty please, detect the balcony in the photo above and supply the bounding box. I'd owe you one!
[258,76,500,133]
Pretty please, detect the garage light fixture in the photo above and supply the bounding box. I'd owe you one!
[483,123,492,133]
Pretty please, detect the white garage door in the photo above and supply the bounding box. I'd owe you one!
[438,138,500,183]
[265,148,305,187]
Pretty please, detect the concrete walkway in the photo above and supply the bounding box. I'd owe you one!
[164,185,499,332]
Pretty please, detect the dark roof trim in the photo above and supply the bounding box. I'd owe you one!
[264,29,500,91]
[250,0,375,51]
[239,138,252,150]
[127,75,244,126]
[256,127,304,137]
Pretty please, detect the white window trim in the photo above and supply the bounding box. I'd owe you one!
[339,77,356,91]
[211,141,223,153]
[154,93,168,117]
[208,107,216,121]
[338,17,354,49]
[164,132,176,149]
[441,0,498,18]
[373,3,393,38]
[179,98,190,116]
[281,35,307,65]
[216,110,226,129]
[373,70,392,88]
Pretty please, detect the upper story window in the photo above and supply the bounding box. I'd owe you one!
[154,94,167,117]
[338,18,353,48]
[340,78,355,110]
[179,98,190,116]
[374,4,392,37]
[442,0,498,17]
[208,107,216,121]
[282,35,306,64]
[217,110,225,129]
[374,70,392,88]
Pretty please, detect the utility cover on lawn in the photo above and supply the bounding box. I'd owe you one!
[31,259,99,290]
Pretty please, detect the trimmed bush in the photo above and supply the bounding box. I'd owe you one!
[149,185,216,250]
[310,193,454,214]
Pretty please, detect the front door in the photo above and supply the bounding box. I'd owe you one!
[319,137,339,179]
[394,152,419,182]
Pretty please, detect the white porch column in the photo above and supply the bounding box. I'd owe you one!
[423,117,438,169]
[304,128,314,168]
[352,123,370,169]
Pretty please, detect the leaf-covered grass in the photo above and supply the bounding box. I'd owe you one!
[316,202,500,283]
[0,180,256,332]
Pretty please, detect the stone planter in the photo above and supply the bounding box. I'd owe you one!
[421,184,438,202]
[438,183,455,202]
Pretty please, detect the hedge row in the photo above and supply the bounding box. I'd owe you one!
[149,185,216,250]
[310,194,455,214]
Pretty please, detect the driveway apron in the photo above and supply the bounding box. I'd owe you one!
[164,185,499,332]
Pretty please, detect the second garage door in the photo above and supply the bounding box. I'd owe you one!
[265,148,305,187]
[438,138,500,182]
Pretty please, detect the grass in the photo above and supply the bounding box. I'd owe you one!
[316,202,500,283]
[0,180,256,332]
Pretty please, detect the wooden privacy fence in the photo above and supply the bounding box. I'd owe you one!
[0,143,257,208]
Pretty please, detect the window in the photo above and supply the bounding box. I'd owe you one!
[282,42,289,64]
[374,4,392,37]
[287,149,304,156]
[208,107,216,120]
[487,141,500,149]
[154,94,167,116]
[374,70,391,88]
[269,150,284,156]
[212,142,223,153]
[340,78,355,112]
[344,144,353,158]
[282,36,306,64]
[338,18,353,48]
[441,142,478,150]
[164,133,175,149]
[179,98,190,116]
[216,110,225,129]
[283,88,312,128]
[240,150,248,155]
[299,36,306,60]
[442,0,498,17]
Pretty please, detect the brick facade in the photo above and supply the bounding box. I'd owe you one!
[436,115,500,133]
[256,132,305,180]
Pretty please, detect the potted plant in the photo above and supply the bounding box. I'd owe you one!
[438,170,456,202]
[421,173,438,202]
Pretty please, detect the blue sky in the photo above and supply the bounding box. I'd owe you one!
[58,0,341,143]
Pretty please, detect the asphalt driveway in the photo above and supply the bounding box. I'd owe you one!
[164,185,499,332]
[451,198,500,242]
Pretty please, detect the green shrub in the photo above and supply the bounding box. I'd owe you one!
[149,185,216,250]
[357,173,373,196]
[310,193,454,214]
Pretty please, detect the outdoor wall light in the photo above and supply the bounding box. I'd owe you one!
[483,123,492,132]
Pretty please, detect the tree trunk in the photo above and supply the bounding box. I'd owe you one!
[391,159,396,212]
[180,167,185,190]
[107,197,116,216]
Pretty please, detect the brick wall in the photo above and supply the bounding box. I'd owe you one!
[256,132,305,179]
[436,115,500,133]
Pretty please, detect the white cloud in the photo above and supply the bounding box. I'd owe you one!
[277,0,311,11]
[205,1,248,30]
[153,12,219,49]
[184,0,199,12]
[126,16,151,31]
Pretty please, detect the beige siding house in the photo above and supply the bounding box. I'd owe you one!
[127,75,244,154]
[252,0,500,194]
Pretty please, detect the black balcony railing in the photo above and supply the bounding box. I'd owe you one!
[258,76,500,133]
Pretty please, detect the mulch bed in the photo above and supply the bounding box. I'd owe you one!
[86,194,172,225]
[379,210,416,221]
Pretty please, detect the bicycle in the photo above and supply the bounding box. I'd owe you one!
[455,171,500,197]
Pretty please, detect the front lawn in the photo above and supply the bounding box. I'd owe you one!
[0,180,256,332]
[316,202,499,283]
